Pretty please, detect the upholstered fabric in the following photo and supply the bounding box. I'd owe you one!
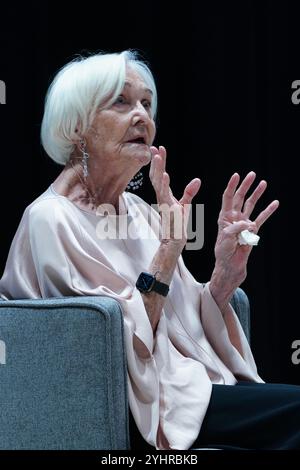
[0,289,250,450]
[230,288,251,343]
[0,296,129,450]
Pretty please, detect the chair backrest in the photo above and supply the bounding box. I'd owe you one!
[230,287,251,342]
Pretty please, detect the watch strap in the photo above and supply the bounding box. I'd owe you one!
[152,278,169,296]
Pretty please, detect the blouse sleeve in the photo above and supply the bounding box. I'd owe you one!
[177,256,263,382]
[200,283,262,380]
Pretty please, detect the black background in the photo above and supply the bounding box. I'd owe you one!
[0,0,299,386]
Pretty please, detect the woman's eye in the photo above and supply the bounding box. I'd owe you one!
[113,96,151,110]
[142,100,152,109]
[115,95,126,105]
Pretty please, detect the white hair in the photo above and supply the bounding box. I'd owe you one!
[40,50,157,165]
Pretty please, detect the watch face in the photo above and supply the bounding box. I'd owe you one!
[136,272,155,293]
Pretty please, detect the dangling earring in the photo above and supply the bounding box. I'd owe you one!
[79,139,89,180]
[126,171,143,191]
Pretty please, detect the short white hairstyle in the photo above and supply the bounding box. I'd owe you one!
[40,50,157,165]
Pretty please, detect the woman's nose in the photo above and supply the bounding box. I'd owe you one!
[131,102,150,126]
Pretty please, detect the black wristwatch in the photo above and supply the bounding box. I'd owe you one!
[136,272,169,297]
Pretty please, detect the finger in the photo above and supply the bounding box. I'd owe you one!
[233,171,256,212]
[149,146,159,180]
[158,145,167,174]
[224,220,256,236]
[150,145,159,156]
[149,146,166,183]
[149,153,156,182]
[151,155,164,191]
[255,200,280,230]
[221,173,240,212]
[243,180,267,218]
[180,178,201,205]
[160,171,170,203]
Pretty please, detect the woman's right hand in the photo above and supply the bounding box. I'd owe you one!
[149,145,201,246]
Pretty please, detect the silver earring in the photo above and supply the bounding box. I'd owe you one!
[126,171,143,191]
[79,139,89,180]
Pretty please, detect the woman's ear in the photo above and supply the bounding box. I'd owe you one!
[71,127,83,147]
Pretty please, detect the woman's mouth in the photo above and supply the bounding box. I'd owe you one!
[125,137,147,146]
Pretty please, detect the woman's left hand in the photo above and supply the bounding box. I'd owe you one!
[210,171,279,308]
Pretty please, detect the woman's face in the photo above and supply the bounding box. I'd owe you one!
[85,67,156,171]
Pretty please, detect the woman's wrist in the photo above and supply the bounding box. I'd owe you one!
[160,237,185,251]
[141,239,183,334]
[149,240,182,285]
[209,266,237,312]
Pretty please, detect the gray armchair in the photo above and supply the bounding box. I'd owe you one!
[0,288,250,450]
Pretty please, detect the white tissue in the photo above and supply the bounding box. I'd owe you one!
[238,230,260,246]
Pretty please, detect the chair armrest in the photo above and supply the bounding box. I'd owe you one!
[229,287,251,342]
[0,296,129,450]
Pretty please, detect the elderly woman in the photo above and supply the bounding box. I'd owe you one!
[0,50,299,450]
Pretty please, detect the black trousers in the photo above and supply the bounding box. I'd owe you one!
[129,382,300,450]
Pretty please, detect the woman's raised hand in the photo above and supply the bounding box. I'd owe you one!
[149,146,201,246]
[213,171,279,288]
